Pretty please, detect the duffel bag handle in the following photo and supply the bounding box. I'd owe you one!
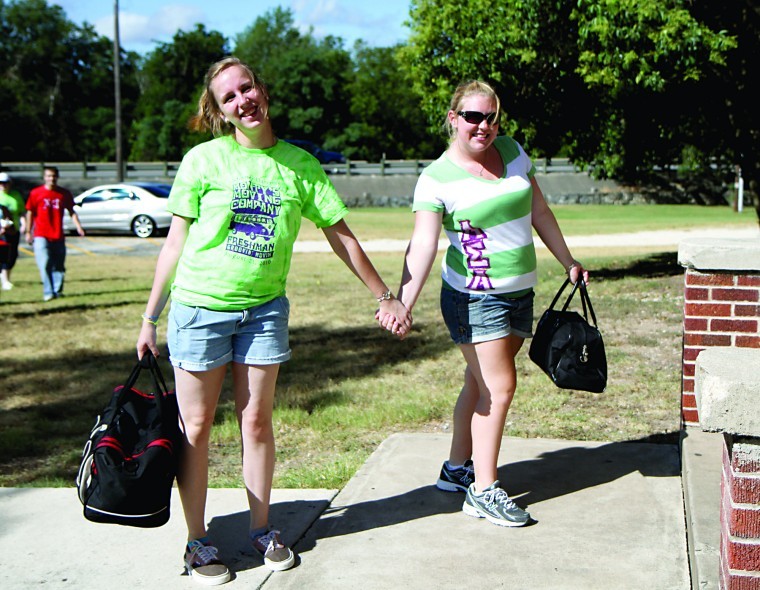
[548,278,600,328]
[116,351,172,419]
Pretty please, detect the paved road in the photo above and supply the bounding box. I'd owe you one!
[16,226,758,259]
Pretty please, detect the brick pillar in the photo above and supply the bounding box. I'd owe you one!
[695,347,760,589]
[719,436,760,590]
[679,238,760,425]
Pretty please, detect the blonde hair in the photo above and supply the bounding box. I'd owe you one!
[443,80,501,139]
[189,56,270,136]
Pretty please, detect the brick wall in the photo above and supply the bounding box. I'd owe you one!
[719,436,760,590]
[682,270,760,425]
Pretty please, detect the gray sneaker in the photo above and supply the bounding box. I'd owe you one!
[251,529,295,571]
[463,480,530,527]
[436,459,475,492]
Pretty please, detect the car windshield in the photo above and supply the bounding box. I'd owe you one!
[139,184,172,198]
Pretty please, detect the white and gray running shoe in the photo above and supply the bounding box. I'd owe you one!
[463,480,530,527]
[436,459,475,492]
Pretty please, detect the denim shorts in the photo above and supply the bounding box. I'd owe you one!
[440,288,534,344]
[167,297,291,371]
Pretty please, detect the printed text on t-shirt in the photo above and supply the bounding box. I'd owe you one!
[227,179,281,259]
[459,219,493,290]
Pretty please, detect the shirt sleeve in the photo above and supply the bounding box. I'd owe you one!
[412,172,445,214]
[299,165,348,228]
[515,139,536,178]
[167,148,202,219]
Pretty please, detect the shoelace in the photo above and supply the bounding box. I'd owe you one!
[255,530,282,552]
[190,542,219,565]
[484,488,518,510]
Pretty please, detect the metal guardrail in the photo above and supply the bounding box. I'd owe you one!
[0,157,580,179]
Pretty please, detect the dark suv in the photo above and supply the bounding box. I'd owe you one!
[283,139,346,164]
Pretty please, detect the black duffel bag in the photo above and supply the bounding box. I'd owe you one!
[76,351,182,527]
[529,278,607,393]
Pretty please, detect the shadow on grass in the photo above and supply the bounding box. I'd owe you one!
[0,321,451,485]
[3,297,144,319]
[277,320,449,412]
[593,252,682,280]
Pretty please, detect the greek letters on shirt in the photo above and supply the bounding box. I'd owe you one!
[459,219,494,291]
[43,197,62,211]
[227,177,281,260]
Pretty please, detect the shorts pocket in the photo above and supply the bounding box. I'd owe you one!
[170,302,200,330]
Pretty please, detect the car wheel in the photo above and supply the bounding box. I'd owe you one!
[131,214,156,238]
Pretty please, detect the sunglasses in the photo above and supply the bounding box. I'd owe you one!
[457,111,499,125]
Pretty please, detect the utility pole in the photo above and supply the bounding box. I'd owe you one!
[114,0,124,181]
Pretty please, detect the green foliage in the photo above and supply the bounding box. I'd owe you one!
[402,0,595,156]
[573,0,735,92]
[403,0,744,203]
[233,8,352,147]
[0,0,141,161]
[338,42,444,160]
[128,24,227,160]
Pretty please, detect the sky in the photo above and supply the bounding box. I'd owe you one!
[52,0,412,55]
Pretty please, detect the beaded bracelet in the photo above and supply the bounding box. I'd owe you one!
[376,290,393,303]
[141,313,159,325]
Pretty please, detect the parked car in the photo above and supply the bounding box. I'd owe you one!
[64,182,173,238]
[283,139,346,164]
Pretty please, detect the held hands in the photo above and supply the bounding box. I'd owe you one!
[375,298,412,340]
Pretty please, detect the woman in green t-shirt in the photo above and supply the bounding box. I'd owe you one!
[136,57,410,585]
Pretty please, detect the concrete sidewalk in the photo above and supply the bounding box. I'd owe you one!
[2,433,691,590]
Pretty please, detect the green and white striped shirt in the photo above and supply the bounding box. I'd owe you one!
[413,135,537,294]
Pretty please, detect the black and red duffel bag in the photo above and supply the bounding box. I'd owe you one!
[76,351,182,527]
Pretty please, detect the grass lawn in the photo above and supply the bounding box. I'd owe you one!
[296,203,756,241]
[0,204,754,488]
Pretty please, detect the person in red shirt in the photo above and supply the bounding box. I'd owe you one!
[25,166,85,301]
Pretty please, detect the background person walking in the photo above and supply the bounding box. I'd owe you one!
[25,166,85,301]
[0,172,26,290]
[394,80,588,527]
[136,57,410,586]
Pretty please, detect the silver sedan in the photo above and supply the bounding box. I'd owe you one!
[64,182,173,238]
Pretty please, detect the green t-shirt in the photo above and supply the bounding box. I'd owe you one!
[169,136,348,310]
[0,189,25,228]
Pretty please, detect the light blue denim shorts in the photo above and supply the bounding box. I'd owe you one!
[440,287,534,345]
[167,297,291,371]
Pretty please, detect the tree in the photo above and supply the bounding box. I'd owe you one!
[402,0,738,201]
[129,24,228,160]
[337,42,444,160]
[233,7,352,152]
[569,0,737,186]
[684,1,760,219]
[0,0,137,161]
[401,0,589,155]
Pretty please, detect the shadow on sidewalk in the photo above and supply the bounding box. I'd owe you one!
[206,434,681,564]
[501,436,680,507]
[207,498,334,574]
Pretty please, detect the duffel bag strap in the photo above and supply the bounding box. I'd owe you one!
[141,351,172,420]
[117,351,172,420]
[548,278,573,311]
[578,279,599,328]
[553,278,597,327]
